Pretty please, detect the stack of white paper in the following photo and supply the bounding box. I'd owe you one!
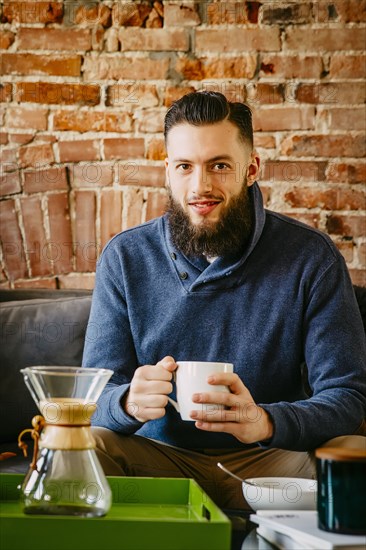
[250,511,366,550]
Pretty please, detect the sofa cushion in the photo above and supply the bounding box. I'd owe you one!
[0,293,92,444]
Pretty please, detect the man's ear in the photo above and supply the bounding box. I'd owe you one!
[247,151,260,187]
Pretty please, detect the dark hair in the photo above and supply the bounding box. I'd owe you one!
[164,91,253,148]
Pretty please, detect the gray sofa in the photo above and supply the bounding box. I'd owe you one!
[0,289,92,473]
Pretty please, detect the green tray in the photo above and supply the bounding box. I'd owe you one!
[0,473,231,550]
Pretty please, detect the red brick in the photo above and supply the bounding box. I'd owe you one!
[262,161,327,183]
[2,2,63,24]
[204,2,249,24]
[14,278,57,289]
[145,6,163,28]
[164,86,196,107]
[284,28,365,51]
[74,191,97,272]
[123,188,144,229]
[285,187,365,210]
[6,107,48,130]
[253,134,276,149]
[315,1,366,23]
[199,81,247,103]
[259,55,323,79]
[1,54,81,77]
[0,148,17,170]
[104,27,119,52]
[261,3,312,23]
[246,83,284,105]
[281,135,365,158]
[119,28,189,51]
[164,2,200,25]
[112,3,151,26]
[176,55,257,80]
[326,162,366,184]
[74,3,111,27]
[117,165,165,188]
[0,266,7,283]
[106,83,159,108]
[334,240,354,263]
[281,212,320,229]
[145,190,167,221]
[17,28,92,51]
[0,132,8,144]
[154,2,164,19]
[19,143,55,168]
[103,138,145,160]
[146,138,166,161]
[329,55,366,78]
[83,55,169,80]
[135,109,165,133]
[23,166,68,194]
[53,110,132,133]
[358,242,366,269]
[0,282,11,289]
[0,30,15,49]
[8,133,34,145]
[326,214,365,237]
[15,82,100,106]
[348,269,366,287]
[100,189,123,248]
[91,26,105,52]
[58,140,100,163]
[58,274,95,289]
[69,163,114,188]
[253,107,315,132]
[296,83,365,105]
[47,192,73,274]
[196,28,281,53]
[325,108,366,131]
[0,200,28,280]
[34,134,56,144]
[21,196,51,277]
[175,58,203,80]
[0,83,12,102]
[0,171,21,196]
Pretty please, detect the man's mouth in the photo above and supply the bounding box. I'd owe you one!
[188,200,222,216]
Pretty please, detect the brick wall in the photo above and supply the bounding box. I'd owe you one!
[0,0,365,289]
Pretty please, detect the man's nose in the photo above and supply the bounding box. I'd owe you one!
[191,167,212,194]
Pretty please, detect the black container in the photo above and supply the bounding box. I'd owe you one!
[316,447,366,535]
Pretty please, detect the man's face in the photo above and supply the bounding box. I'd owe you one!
[164,120,260,257]
[165,120,259,229]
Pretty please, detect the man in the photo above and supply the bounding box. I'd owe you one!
[82,91,366,510]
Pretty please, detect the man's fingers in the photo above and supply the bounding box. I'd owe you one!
[190,403,263,424]
[132,380,172,395]
[157,356,177,372]
[207,372,245,395]
[137,364,173,381]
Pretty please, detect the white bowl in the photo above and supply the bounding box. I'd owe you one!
[242,477,317,511]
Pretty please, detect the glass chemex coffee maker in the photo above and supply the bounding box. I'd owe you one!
[18,366,113,517]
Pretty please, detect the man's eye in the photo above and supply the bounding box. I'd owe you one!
[177,164,190,171]
[212,163,230,170]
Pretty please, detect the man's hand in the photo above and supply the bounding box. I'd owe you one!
[190,373,274,444]
[123,356,176,422]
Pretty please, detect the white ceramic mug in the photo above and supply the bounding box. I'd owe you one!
[167,361,234,421]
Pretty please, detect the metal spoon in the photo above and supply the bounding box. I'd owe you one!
[217,462,257,486]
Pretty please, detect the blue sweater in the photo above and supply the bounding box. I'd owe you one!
[82,183,366,451]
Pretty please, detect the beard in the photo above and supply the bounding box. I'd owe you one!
[166,181,253,258]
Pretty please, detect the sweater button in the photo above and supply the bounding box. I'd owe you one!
[179,271,188,280]
[170,252,177,260]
